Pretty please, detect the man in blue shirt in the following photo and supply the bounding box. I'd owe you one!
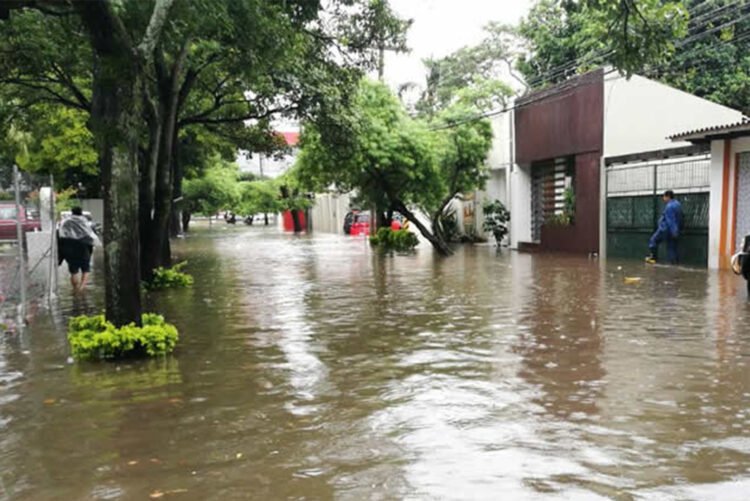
[646,190,683,265]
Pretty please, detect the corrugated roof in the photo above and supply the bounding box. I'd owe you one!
[669,118,750,141]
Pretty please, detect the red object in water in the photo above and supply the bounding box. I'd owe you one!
[349,213,370,236]
[282,210,306,232]
[390,220,402,231]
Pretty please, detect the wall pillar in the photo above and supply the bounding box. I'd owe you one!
[510,164,532,248]
[710,139,738,270]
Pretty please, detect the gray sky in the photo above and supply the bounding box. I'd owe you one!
[383,0,533,90]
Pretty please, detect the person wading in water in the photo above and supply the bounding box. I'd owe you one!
[646,190,684,265]
[58,206,100,293]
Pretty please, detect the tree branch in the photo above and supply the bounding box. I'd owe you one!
[50,62,91,110]
[0,77,88,110]
[137,0,176,61]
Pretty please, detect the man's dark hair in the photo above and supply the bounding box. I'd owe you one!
[72,206,83,216]
[664,190,675,199]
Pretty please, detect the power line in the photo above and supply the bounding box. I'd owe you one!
[430,14,750,132]
[424,0,744,98]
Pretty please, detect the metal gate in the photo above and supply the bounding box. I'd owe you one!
[606,154,710,266]
[736,153,750,251]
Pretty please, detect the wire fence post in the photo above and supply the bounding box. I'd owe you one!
[47,174,58,304]
[13,165,27,323]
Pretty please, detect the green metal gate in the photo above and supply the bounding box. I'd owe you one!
[606,155,710,266]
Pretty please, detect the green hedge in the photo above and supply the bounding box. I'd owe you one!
[369,227,419,252]
[144,261,194,291]
[68,313,179,361]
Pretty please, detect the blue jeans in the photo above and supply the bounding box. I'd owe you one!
[649,228,679,264]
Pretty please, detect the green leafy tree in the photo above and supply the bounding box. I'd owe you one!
[182,156,241,230]
[515,0,750,111]
[0,0,410,325]
[238,179,281,225]
[12,106,99,193]
[297,79,494,255]
[428,97,495,246]
[418,23,521,115]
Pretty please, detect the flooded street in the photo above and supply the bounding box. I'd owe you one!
[2,225,750,500]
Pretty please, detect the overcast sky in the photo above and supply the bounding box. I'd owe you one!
[383,0,533,90]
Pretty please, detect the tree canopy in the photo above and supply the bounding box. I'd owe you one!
[514,0,749,112]
[297,79,494,254]
[0,0,411,325]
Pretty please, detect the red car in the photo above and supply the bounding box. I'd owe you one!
[349,212,370,236]
[0,203,41,241]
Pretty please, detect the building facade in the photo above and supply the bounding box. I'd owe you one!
[504,69,743,258]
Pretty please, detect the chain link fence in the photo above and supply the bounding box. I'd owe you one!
[0,166,58,330]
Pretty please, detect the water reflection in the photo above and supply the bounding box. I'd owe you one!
[1,225,750,499]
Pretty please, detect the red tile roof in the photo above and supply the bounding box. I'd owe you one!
[279,131,300,147]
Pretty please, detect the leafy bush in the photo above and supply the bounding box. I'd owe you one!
[144,261,194,291]
[68,313,179,361]
[482,199,510,244]
[370,227,419,252]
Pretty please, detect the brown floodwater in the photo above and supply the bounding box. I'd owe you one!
[2,225,750,500]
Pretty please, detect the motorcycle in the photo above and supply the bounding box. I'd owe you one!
[731,234,750,294]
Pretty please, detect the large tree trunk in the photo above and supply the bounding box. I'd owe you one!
[393,201,453,256]
[139,102,161,280]
[77,0,175,325]
[291,210,302,233]
[182,211,191,233]
[141,45,187,279]
[87,46,143,326]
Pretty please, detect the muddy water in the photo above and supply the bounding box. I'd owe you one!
[2,225,750,500]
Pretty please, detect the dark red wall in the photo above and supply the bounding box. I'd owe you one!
[515,70,604,254]
[515,70,604,164]
[540,152,601,254]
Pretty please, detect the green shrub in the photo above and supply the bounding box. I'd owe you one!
[369,227,418,252]
[68,313,179,361]
[482,199,510,244]
[144,261,194,291]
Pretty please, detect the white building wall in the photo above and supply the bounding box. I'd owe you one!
[510,165,532,248]
[309,192,351,235]
[476,110,514,243]
[603,73,744,158]
[238,150,297,179]
[487,111,513,170]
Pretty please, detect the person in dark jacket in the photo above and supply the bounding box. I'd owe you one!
[58,207,100,293]
[646,190,683,265]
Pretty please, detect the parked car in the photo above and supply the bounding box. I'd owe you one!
[0,203,41,241]
[343,211,356,234]
[732,234,750,294]
[349,212,370,236]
